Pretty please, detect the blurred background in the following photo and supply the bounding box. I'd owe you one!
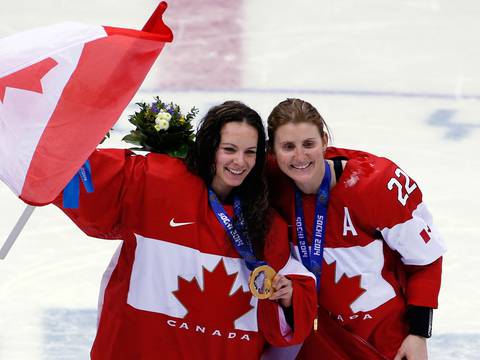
[1,0,479,358]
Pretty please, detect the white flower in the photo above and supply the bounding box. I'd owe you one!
[154,119,169,131]
[155,111,172,124]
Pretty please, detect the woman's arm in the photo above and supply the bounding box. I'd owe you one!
[391,259,442,359]
[369,158,445,358]
[257,213,317,346]
[54,148,144,239]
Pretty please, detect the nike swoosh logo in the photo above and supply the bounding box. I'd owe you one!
[169,218,195,227]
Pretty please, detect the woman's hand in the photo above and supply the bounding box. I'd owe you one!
[268,274,293,308]
[393,334,428,360]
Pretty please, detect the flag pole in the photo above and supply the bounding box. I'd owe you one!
[0,205,35,260]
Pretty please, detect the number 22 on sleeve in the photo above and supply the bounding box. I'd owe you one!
[387,168,417,206]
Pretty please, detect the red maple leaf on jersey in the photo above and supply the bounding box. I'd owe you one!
[173,259,253,329]
[319,260,366,317]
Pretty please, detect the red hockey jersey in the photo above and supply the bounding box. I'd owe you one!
[268,147,446,359]
[55,149,317,360]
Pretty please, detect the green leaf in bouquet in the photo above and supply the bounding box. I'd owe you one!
[122,131,144,146]
[167,143,189,159]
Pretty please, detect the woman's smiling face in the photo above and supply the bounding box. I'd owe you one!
[210,121,258,199]
[273,121,327,191]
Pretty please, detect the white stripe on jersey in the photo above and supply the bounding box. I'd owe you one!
[98,241,123,326]
[277,254,317,282]
[127,234,258,331]
[380,202,447,266]
[291,240,396,313]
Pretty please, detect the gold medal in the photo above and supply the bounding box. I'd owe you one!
[248,265,276,299]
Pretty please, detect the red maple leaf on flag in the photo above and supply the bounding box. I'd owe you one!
[0,58,58,102]
[320,260,366,316]
[173,260,253,329]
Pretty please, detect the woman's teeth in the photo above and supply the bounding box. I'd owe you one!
[291,162,311,170]
[227,168,244,175]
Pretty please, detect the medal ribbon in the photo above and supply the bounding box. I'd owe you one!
[208,189,266,271]
[294,160,331,289]
[63,160,94,208]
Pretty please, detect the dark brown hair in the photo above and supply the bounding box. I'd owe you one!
[267,98,330,147]
[185,101,269,259]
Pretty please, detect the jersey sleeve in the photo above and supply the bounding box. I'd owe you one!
[257,211,317,346]
[370,158,446,266]
[53,148,145,239]
[367,157,445,307]
[404,257,443,308]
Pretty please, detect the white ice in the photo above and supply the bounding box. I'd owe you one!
[1,0,479,359]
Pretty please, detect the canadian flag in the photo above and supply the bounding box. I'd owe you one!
[0,2,173,206]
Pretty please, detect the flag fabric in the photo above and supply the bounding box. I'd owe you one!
[0,1,173,206]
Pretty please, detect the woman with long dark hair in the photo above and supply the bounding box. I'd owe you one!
[55,100,317,359]
[185,101,269,259]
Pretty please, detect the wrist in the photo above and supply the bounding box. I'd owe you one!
[406,306,433,338]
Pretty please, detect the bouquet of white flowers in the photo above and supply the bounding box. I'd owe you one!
[122,97,198,158]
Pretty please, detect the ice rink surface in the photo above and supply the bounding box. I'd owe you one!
[1,0,479,358]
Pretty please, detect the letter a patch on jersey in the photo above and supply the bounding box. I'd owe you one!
[343,207,358,236]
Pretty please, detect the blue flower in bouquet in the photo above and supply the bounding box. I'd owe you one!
[151,102,160,114]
